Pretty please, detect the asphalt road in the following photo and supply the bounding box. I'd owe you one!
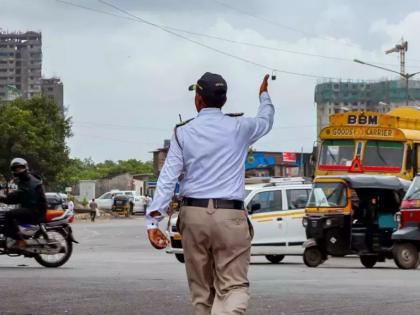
[1,217,420,315]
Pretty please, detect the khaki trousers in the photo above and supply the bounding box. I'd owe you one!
[178,201,253,315]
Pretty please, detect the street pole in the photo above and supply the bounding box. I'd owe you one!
[353,59,420,107]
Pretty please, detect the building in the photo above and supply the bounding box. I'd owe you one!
[315,79,420,136]
[245,151,313,178]
[152,139,170,177]
[0,30,42,100]
[41,77,64,112]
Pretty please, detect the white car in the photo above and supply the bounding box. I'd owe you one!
[166,178,312,263]
[96,190,145,213]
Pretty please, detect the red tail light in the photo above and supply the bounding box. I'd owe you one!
[401,200,418,209]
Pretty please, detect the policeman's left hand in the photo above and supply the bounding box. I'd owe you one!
[147,228,169,250]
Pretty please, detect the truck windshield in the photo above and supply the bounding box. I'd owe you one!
[307,182,347,208]
[319,140,354,166]
[363,141,403,168]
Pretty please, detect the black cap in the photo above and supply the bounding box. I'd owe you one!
[188,72,227,97]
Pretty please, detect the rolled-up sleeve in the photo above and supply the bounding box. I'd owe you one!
[240,92,275,145]
[146,131,184,229]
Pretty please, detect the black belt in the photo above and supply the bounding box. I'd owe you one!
[183,197,244,210]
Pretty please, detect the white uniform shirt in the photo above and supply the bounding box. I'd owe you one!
[147,92,275,229]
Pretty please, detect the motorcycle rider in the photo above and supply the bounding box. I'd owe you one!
[0,158,47,249]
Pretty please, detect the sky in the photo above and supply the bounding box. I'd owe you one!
[2,0,420,162]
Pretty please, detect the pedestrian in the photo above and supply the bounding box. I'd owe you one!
[143,194,152,212]
[89,198,98,222]
[67,198,74,216]
[146,73,274,314]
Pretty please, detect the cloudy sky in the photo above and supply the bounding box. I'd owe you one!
[2,0,420,162]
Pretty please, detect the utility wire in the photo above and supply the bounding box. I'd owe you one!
[98,0,337,80]
[210,0,420,66]
[211,0,329,39]
[55,0,363,81]
[55,0,414,70]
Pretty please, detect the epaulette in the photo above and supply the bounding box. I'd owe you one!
[225,113,244,117]
[176,118,194,128]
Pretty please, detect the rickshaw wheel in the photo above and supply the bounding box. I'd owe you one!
[360,255,377,268]
[265,255,285,264]
[393,242,419,270]
[303,247,324,267]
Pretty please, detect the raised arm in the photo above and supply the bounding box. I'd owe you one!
[241,75,275,145]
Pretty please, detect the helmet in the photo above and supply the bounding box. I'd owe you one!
[10,158,29,177]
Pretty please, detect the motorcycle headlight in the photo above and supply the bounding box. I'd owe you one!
[302,217,308,227]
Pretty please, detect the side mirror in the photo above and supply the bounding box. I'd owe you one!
[248,203,261,214]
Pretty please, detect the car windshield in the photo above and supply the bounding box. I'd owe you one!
[319,140,354,166]
[307,182,347,208]
[404,177,420,200]
[363,141,404,168]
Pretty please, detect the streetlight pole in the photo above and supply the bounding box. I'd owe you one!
[353,59,420,106]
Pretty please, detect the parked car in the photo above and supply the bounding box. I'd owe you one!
[166,177,312,263]
[96,190,145,213]
[392,175,420,269]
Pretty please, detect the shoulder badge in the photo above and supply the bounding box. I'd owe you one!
[225,113,244,117]
[176,118,194,128]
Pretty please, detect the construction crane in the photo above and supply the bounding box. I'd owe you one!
[385,38,408,77]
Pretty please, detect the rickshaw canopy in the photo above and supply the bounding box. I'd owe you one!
[315,175,411,191]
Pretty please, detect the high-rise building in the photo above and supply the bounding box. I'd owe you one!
[314,79,420,136]
[41,78,64,112]
[0,30,42,100]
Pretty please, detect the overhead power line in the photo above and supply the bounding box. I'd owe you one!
[55,0,415,71]
[55,0,363,81]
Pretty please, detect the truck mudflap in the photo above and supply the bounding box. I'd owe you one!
[392,226,420,241]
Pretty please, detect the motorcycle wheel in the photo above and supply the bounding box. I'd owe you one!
[393,242,419,270]
[34,229,73,268]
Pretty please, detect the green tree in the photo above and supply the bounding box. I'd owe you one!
[0,97,71,187]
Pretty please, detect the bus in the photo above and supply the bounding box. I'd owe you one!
[315,107,420,180]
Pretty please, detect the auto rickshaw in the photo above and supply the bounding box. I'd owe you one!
[303,175,410,268]
[392,175,420,269]
[112,195,130,217]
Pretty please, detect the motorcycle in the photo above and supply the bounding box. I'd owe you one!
[0,206,77,268]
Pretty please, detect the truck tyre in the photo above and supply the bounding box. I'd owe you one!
[393,242,419,269]
[360,255,377,268]
[303,247,324,267]
[265,255,285,264]
[175,254,185,263]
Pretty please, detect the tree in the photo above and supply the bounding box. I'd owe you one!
[57,158,154,189]
[0,97,71,187]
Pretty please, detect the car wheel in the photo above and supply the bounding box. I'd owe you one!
[265,255,285,264]
[360,255,377,268]
[175,254,185,263]
[393,242,419,269]
[303,247,324,267]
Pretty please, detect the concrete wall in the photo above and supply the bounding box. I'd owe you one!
[78,180,96,202]
[95,173,133,197]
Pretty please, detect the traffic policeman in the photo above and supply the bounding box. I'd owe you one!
[147,73,275,315]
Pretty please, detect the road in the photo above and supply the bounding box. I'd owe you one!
[1,217,420,315]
